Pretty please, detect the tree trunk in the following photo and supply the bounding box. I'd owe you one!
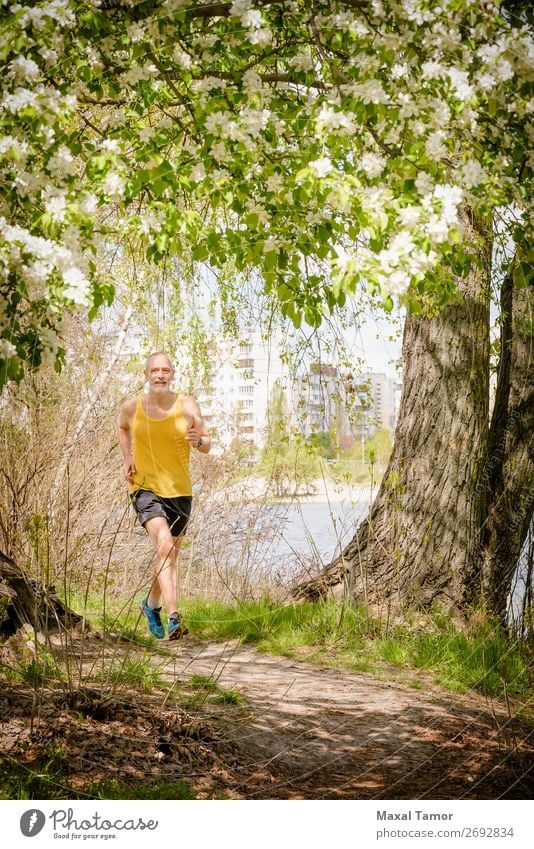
[295,215,492,620]
[0,550,82,637]
[295,222,533,624]
[475,269,534,621]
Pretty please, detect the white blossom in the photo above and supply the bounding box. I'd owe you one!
[424,131,448,160]
[62,267,90,306]
[8,55,40,81]
[316,105,357,134]
[398,94,418,121]
[172,47,192,68]
[230,0,253,15]
[387,269,411,294]
[389,231,416,256]
[347,79,388,105]
[139,127,156,143]
[107,108,126,128]
[245,200,270,226]
[494,59,514,82]
[415,172,434,196]
[101,139,120,153]
[421,60,445,80]
[204,111,229,134]
[433,184,463,223]
[46,145,77,178]
[0,339,17,359]
[242,10,263,29]
[309,157,333,177]
[266,173,283,193]
[477,73,496,92]
[460,159,488,188]
[398,205,421,228]
[360,152,386,179]
[391,63,409,79]
[242,70,263,93]
[195,77,228,92]
[248,28,272,47]
[190,162,206,182]
[220,120,247,143]
[263,236,279,253]
[102,171,125,198]
[127,23,145,42]
[1,87,38,112]
[210,141,232,163]
[0,136,19,156]
[80,194,98,214]
[38,46,58,67]
[21,260,51,298]
[289,50,316,72]
[44,191,67,222]
[448,68,474,101]
[477,43,504,66]
[240,107,271,137]
[121,64,155,86]
[426,214,450,242]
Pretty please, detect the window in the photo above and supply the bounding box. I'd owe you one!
[239,385,254,394]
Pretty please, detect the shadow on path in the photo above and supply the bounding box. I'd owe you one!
[162,639,534,800]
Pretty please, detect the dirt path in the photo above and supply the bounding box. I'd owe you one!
[1,634,532,800]
[161,638,533,799]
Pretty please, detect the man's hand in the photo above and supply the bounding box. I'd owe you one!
[124,459,137,483]
[185,427,202,448]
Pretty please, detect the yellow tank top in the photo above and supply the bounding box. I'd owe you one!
[130,395,192,497]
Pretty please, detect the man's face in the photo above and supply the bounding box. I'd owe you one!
[146,355,174,392]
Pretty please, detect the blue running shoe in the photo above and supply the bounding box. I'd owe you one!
[168,612,189,641]
[141,598,165,639]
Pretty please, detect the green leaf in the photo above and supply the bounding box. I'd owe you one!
[245,212,259,230]
[513,261,533,289]
[264,250,277,271]
[192,243,209,262]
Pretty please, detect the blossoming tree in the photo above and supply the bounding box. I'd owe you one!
[0,0,532,621]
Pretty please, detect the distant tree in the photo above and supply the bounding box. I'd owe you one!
[363,429,394,466]
[307,430,336,459]
[265,379,290,451]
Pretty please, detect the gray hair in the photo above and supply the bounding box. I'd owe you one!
[144,351,174,370]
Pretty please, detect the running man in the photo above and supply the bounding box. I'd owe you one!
[118,352,211,639]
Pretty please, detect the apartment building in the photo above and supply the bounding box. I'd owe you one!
[200,330,400,452]
[199,330,290,450]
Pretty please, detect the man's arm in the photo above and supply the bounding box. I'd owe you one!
[184,398,211,454]
[118,399,137,482]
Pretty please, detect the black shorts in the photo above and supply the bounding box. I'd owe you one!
[130,489,192,538]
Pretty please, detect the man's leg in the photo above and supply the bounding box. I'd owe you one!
[144,515,183,614]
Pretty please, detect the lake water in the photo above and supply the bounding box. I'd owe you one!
[226,499,369,579]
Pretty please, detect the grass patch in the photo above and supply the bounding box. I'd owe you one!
[214,689,244,705]
[180,597,532,700]
[62,590,532,701]
[0,748,70,800]
[88,778,196,800]
[0,754,196,800]
[96,656,164,692]
[174,674,246,710]
[10,655,64,687]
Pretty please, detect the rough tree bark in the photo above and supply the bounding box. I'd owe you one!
[476,270,533,619]
[295,219,533,623]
